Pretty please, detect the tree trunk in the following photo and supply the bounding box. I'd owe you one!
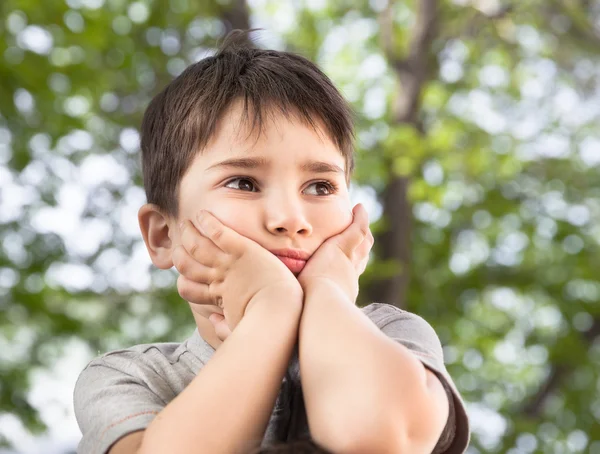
[363,0,439,309]
[220,0,251,36]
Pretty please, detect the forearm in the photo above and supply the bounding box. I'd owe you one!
[298,279,430,452]
[140,287,302,454]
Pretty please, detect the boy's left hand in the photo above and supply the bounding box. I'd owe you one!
[297,203,373,303]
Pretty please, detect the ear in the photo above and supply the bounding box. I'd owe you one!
[138,203,176,270]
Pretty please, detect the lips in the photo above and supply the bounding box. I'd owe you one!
[275,255,307,274]
[269,248,310,274]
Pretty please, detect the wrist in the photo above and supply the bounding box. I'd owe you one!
[303,277,348,300]
[245,282,304,317]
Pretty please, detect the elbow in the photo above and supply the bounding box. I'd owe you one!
[309,404,411,454]
[402,372,450,454]
[327,414,438,454]
[332,431,409,454]
[329,382,447,454]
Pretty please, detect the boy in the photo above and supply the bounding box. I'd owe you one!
[74,30,470,454]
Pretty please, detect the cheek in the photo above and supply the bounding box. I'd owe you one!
[201,200,257,237]
[312,198,353,238]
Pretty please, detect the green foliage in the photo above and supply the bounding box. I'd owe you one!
[1,0,600,452]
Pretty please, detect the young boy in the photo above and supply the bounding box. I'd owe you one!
[74,30,470,454]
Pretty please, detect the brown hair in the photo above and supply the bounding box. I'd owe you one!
[140,29,355,218]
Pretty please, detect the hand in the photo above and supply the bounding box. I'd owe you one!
[297,204,373,303]
[172,210,303,335]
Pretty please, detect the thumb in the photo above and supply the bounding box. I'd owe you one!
[209,313,232,342]
[335,204,369,255]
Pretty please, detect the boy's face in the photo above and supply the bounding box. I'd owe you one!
[175,101,353,267]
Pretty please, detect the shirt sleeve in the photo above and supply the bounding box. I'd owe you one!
[73,351,169,454]
[367,304,470,454]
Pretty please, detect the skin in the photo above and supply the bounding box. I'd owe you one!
[138,99,370,349]
[128,100,448,454]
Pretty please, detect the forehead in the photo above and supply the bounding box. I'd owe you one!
[203,101,345,164]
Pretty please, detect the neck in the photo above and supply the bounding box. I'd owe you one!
[189,303,223,350]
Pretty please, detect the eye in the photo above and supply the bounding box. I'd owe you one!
[224,177,258,192]
[304,181,337,196]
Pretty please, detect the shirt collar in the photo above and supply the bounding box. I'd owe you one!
[186,328,216,365]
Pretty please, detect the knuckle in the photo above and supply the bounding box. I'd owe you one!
[173,253,188,275]
[209,291,220,307]
[188,242,199,258]
[212,227,224,242]
[177,259,189,276]
[213,272,225,285]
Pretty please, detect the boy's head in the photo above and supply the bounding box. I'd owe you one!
[138,30,356,318]
[140,30,355,220]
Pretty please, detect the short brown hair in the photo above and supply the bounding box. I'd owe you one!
[140,29,355,218]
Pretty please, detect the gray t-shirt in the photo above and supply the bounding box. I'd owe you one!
[74,303,470,454]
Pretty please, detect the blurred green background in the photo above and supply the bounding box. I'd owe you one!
[1,0,600,453]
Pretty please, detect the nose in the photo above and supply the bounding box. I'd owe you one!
[265,195,312,238]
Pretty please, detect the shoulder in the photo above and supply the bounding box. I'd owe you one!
[361,302,443,360]
[360,301,429,327]
[83,340,186,373]
[74,338,200,454]
[96,339,189,365]
[75,338,201,401]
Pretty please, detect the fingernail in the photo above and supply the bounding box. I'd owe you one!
[178,220,185,230]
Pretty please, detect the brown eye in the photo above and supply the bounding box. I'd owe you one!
[304,181,335,196]
[224,178,257,192]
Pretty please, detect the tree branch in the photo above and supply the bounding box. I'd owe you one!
[389,0,438,124]
[366,0,439,309]
[408,0,438,72]
[521,317,600,418]
[378,3,410,74]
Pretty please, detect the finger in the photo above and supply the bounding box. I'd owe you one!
[177,275,215,306]
[354,232,373,262]
[193,211,243,256]
[172,245,215,282]
[351,224,373,274]
[180,220,222,267]
[335,204,370,255]
[354,240,372,275]
[209,313,233,342]
[357,256,369,276]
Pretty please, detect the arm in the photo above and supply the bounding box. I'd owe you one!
[138,285,303,454]
[299,279,448,454]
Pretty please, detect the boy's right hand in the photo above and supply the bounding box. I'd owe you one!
[172,210,303,333]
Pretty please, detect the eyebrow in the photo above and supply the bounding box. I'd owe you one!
[206,157,344,174]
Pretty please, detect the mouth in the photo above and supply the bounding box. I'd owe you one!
[269,248,310,275]
[274,255,307,274]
